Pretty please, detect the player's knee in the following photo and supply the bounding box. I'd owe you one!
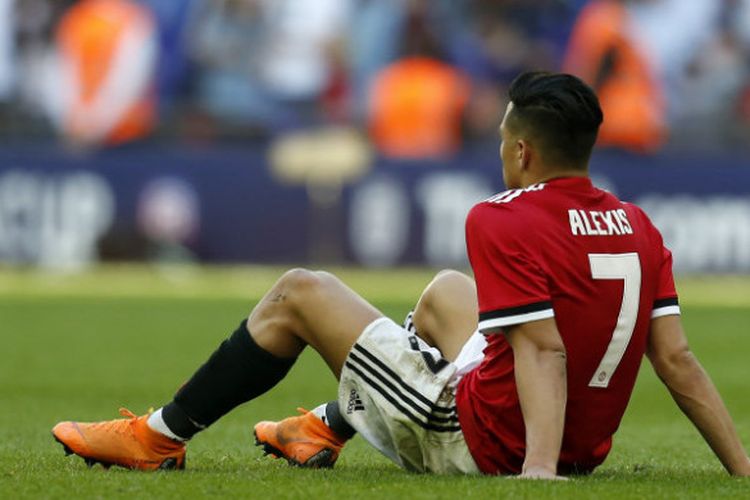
[281,268,322,292]
[433,269,463,281]
[279,268,335,307]
[423,270,469,307]
[432,269,471,287]
[414,269,476,332]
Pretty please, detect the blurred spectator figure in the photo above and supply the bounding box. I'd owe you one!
[189,0,350,137]
[737,0,750,47]
[347,0,408,121]
[188,0,264,135]
[625,0,724,150]
[462,0,576,68]
[0,0,15,103]
[141,0,200,117]
[667,0,747,149]
[442,2,521,142]
[452,3,543,142]
[368,2,470,159]
[7,0,72,138]
[260,0,350,116]
[563,0,666,153]
[735,0,750,139]
[444,0,578,142]
[47,0,158,148]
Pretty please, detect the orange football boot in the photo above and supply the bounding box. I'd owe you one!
[52,408,186,470]
[253,407,347,468]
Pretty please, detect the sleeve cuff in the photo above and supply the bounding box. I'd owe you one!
[651,297,680,319]
[478,301,554,333]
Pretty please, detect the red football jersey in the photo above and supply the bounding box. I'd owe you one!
[456,176,679,475]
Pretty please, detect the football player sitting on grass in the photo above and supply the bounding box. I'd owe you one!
[53,72,750,479]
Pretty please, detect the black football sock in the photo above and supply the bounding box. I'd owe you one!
[325,401,356,440]
[161,320,296,440]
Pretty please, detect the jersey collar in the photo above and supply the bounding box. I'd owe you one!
[543,176,594,191]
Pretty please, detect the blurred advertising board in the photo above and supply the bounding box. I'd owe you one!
[0,145,748,273]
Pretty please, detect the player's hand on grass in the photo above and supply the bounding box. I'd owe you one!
[731,455,750,476]
[516,466,568,481]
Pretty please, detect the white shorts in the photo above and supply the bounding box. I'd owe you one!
[338,317,486,474]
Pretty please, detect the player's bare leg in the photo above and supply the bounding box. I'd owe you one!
[247,268,383,377]
[249,268,477,378]
[52,267,384,470]
[255,269,479,467]
[410,269,478,360]
[51,267,477,470]
[248,268,386,466]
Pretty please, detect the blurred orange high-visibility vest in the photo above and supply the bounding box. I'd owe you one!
[563,0,666,153]
[57,0,155,145]
[369,57,470,159]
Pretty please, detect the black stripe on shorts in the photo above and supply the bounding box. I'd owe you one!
[352,344,456,415]
[348,351,458,425]
[344,360,461,433]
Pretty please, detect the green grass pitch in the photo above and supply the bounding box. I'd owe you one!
[1,266,749,498]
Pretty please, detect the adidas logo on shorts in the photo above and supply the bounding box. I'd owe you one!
[347,389,365,414]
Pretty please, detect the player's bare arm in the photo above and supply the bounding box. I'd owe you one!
[647,315,750,476]
[504,318,568,480]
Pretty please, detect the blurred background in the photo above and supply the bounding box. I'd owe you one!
[0,0,748,273]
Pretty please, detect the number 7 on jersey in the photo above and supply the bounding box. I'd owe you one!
[588,253,642,388]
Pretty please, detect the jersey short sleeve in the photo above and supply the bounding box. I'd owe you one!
[628,203,680,319]
[466,202,554,333]
[651,244,680,318]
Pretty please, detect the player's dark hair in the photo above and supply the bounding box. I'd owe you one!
[507,71,603,168]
